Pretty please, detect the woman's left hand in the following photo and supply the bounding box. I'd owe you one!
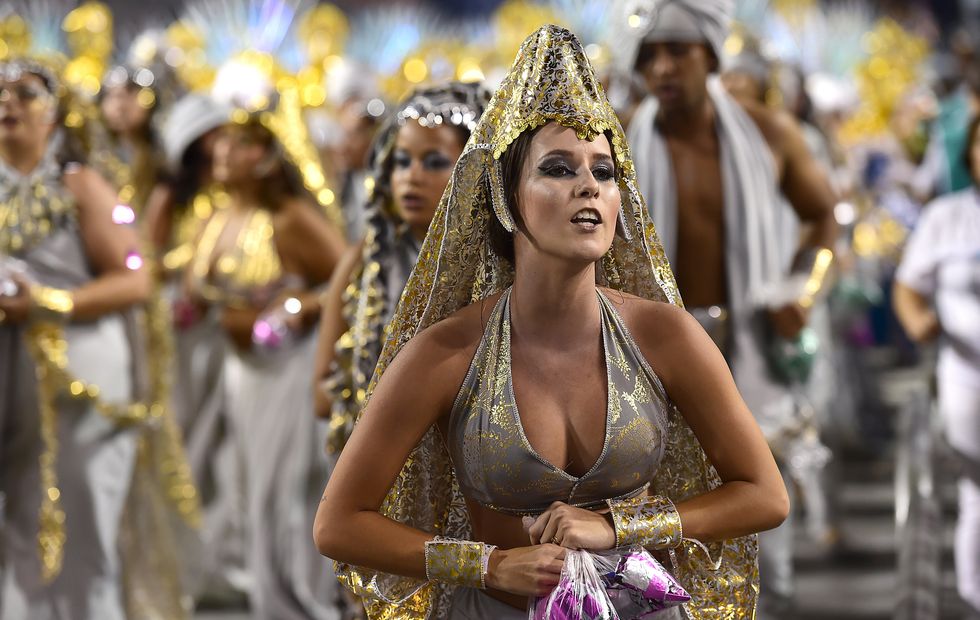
[526,501,616,550]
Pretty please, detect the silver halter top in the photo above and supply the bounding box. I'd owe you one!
[447,288,671,516]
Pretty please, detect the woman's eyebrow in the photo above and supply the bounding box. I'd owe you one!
[537,149,613,162]
[538,149,574,160]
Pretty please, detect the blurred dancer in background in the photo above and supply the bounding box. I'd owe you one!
[181,107,346,618]
[97,62,163,217]
[621,1,838,615]
[0,52,183,618]
[314,81,490,449]
[894,115,980,616]
[144,92,247,603]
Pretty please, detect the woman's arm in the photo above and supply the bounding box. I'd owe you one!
[220,305,262,351]
[893,281,939,343]
[271,199,349,331]
[312,238,365,418]
[315,318,469,574]
[276,199,347,288]
[640,302,789,543]
[65,167,152,319]
[141,182,175,256]
[314,311,566,596]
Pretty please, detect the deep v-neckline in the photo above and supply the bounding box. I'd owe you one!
[503,288,614,481]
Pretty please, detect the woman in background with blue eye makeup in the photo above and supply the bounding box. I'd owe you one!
[313,82,490,452]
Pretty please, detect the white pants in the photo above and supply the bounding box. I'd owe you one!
[939,376,980,612]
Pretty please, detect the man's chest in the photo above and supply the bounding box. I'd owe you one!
[666,138,725,228]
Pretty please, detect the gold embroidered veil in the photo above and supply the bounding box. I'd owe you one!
[335,24,758,620]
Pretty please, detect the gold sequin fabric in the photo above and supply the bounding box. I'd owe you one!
[325,223,389,454]
[448,288,666,516]
[423,538,485,589]
[336,25,757,620]
[0,131,75,255]
[608,494,682,549]
[160,187,224,275]
[186,205,284,309]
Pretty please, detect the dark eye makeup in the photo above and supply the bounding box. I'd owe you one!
[537,157,615,181]
[0,84,48,103]
[393,149,454,171]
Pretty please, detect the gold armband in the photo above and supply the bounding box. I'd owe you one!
[30,286,74,323]
[795,247,834,309]
[423,537,496,589]
[607,495,682,550]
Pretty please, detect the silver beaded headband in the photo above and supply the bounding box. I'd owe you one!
[0,59,60,94]
[393,82,491,132]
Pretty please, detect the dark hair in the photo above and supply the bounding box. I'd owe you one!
[965,115,980,182]
[171,136,211,207]
[490,125,541,263]
[235,120,312,210]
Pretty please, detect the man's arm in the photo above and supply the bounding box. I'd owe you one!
[749,106,840,338]
[769,109,839,249]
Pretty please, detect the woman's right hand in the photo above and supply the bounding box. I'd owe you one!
[484,544,566,596]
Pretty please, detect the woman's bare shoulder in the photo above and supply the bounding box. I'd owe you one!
[61,165,116,212]
[601,288,694,336]
[599,288,705,373]
[379,292,504,408]
[406,292,504,362]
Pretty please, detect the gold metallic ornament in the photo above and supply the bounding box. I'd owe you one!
[839,18,929,143]
[0,14,31,60]
[29,286,74,323]
[298,3,349,69]
[61,1,113,98]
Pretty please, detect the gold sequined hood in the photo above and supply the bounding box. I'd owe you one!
[336,24,758,620]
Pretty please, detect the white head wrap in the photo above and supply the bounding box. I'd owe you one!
[619,0,733,71]
[161,94,231,170]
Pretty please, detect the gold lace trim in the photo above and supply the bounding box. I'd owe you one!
[423,538,488,589]
[608,494,682,550]
[325,225,385,454]
[187,203,283,306]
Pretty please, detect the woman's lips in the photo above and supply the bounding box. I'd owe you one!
[399,194,426,211]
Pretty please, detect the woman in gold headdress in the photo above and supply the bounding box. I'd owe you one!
[314,81,491,451]
[95,62,163,216]
[314,26,786,619]
[0,57,154,618]
[182,110,347,618]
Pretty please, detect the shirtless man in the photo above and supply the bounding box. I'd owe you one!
[634,42,836,330]
[625,1,837,615]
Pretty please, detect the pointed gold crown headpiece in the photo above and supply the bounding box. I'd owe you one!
[336,24,758,620]
[374,23,680,347]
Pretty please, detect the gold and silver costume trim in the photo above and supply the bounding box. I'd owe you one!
[608,495,683,550]
[423,538,495,590]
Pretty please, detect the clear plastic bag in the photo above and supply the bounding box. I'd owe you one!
[530,547,690,620]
